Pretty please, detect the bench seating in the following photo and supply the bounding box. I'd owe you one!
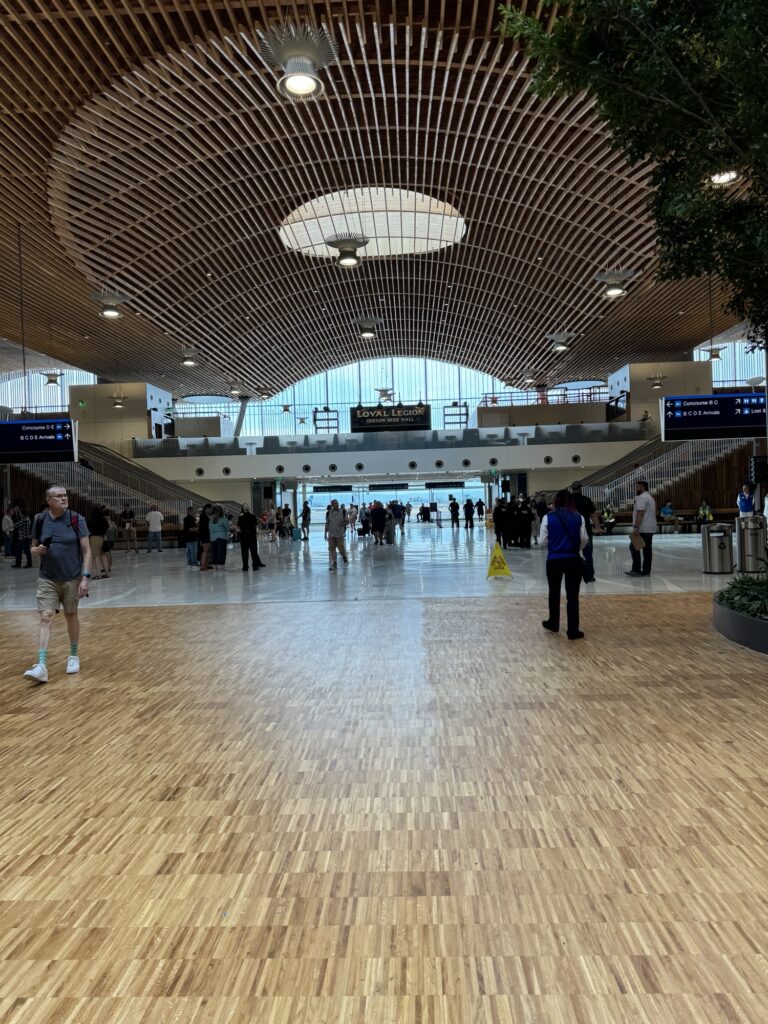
[603,509,738,535]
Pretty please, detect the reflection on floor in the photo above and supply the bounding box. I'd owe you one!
[0,523,733,610]
[0,594,766,1023]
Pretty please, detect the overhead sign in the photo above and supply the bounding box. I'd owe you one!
[368,483,409,491]
[0,418,76,463]
[424,481,465,490]
[661,393,767,441]
[350,403,431,432]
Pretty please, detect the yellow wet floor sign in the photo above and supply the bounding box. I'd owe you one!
[487,542,512,578]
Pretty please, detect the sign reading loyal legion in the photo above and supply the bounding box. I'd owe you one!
[350,403,431,432]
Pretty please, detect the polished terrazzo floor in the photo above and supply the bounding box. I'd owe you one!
[0,522,733,611]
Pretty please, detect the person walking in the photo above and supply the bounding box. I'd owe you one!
[540,489,588,640]
[570,481,601,582]
[449,498,460,528]
[88,504,109,577]
[101,510,117,577]
[24,484,91,683]
[146,504,164,552]
[198,503,212,570]
[463,497,475,529]
[238,503,264,570]
[121,502,139,552]
[11,503,33,568]
[324,498,348,569]
[300,501,312,541]
[369,501,387,544]
[625,480,657,577]
[475,498,486,519]
[492,498,506,546]
[182,506,198,566]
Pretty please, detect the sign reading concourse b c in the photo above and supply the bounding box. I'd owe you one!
[350,404,432,432]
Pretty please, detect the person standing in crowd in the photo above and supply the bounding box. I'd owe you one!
[463,497,475,529]
[101,510,117,577]
[197,503,212,570]
[359,502,371,537]
[503,498,519,548]
[347,504,359,536]
[24,484,91,683]
[11,503,33,568]
[238,503,264,571]
[369,500,387,545]
[475,497,486,519]
[517,497,535,549]
[570,481,601,582]
[3,504,14,558]
[88,504,108,577]
[146,504,164,552]
[492,498,506,546]
[209,505,230,570]
[449,497,460,527]
[405,501,413,522]
[533,492,549,545]
[737,483,755,518]
[121,502,139,553]
[625,480,657,577]
[182,505,198,566]
[391,500,405,535]
[540,489,588,640]
[324,498,348,569]
[300,501,312,541]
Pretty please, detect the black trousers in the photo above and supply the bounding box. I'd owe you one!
[546,556,583,634]
[630,532,654,574]
[240,532,260,568]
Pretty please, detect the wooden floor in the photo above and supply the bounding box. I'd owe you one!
[1,594,767,1024]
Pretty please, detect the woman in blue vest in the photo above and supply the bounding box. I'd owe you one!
[737,484,755,518]
[540,489,589,639]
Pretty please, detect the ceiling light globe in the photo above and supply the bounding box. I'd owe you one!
[605,284,627,298]
[282,71,320,96]
[360,329,375,339]
[181,357,197,367]
[100,304,122,318]
[651,381,662,389]
[710,170,739,187]
[551,342,570,353]
[338,252,360,268]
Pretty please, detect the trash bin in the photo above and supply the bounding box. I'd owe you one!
[735,516,767,573]
[702,522,734,574]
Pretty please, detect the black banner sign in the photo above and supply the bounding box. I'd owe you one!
[424,481,465,490]
[0,418,76,463]
[661,393,767,441]
[350,403,431,432]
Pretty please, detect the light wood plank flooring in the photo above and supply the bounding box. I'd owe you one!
[1,594,767,1024]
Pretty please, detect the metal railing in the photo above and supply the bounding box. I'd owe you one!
[577,435,673,487]
[582,437,748,507]
[78,443,240,517]
[478,386,609,407]
[117,420,654,459]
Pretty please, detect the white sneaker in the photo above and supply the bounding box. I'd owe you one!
[66,656,80,675]
[23,663,48,683]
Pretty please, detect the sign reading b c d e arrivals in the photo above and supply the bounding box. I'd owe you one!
[350,403,432,432]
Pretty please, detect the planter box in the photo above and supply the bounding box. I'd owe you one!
[713,598,768,655]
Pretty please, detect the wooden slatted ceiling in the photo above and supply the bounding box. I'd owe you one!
[0,1,736,400]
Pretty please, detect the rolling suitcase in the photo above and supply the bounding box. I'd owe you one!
[292,527,301,541]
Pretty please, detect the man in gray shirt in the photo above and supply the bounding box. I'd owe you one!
[25,484,91,683]
[324,499,348,570]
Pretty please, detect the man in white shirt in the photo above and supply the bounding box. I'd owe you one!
[146,505,164,552]
[625,480,657,577]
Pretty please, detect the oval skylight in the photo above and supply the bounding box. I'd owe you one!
[279,187,467,259]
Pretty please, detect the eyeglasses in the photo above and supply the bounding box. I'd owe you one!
[50,493,68,500]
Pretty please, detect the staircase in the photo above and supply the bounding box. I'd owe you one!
[78,442,240,516]
[577,435,678,488]
[582,437,750,509]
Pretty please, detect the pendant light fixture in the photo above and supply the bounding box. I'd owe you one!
[594,179,637,298]
[326,234,368,269]
[259,23,338,100]
[91,198,129,319]
[709,170,740,187]
[546,331,575,354]
[356,316,383,339]
[42,371,63,387]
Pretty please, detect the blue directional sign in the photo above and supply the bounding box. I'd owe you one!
[0,419,76,463]
[661,393,767,441]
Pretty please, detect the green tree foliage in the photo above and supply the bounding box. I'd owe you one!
[498,0,768,344]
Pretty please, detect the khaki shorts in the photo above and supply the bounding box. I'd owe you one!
[36,577,81,614]
[90,535,104,558]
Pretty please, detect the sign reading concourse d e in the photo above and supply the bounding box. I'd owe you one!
[350,403,431,432]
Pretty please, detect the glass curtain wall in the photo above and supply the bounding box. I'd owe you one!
[693,338,766,386]
[182,357,508,434]
[0,368,97,413]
